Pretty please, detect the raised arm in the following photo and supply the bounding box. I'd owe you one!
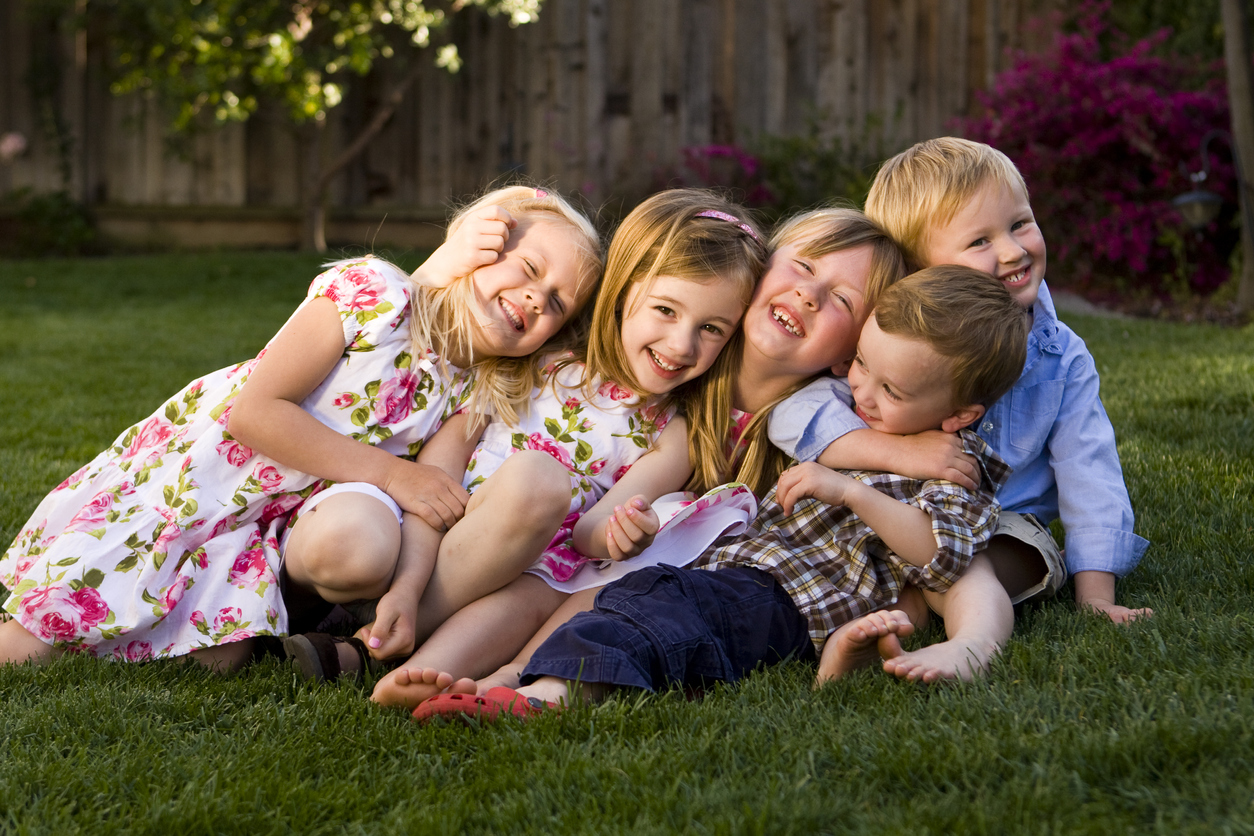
[411,206,516,288]
[572,417,693,562]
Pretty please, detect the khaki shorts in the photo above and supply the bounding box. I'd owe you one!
[992,512,1068,605]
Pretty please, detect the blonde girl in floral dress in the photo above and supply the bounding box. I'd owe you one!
[0,185,601,670]
[290,189,768,699]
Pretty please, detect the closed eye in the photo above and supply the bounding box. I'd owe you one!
[882,384,902,402]
[523,258,537,276]
[794,259,814,275]
[550,292,566,316]
[831,291,852,311]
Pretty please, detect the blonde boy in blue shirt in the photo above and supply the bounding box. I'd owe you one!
[856,137,1150,626]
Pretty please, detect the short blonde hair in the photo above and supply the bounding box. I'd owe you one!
[410,184,604,425]
[865,137,1029,270]
[872,265,1028,408]
[695,207,908,495]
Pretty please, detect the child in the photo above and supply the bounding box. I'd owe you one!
[410,266,1028,719]
[0,185,602,669]
[283,189,768,682]
[863,137,1151,623]
[386,207,926,711]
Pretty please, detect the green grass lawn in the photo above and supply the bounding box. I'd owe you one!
[1,253,1252,834]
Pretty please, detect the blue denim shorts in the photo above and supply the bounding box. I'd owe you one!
[520,564,814,692]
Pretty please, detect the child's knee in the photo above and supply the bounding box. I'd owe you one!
[286,495,402,591]
[477,451,573,522]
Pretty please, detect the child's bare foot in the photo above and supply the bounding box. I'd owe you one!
[881,636,999,684]
[816,610,914,685]
[371,666,456,709]
[1083,600,1153,624]
[473,662,525,695]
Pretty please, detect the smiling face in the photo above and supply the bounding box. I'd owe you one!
[922,180,1047,309]
[847,315,982,436]
[741,242,874,380]
[618,274,747,395]
[467,216,595,358]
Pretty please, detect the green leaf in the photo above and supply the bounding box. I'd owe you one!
[180,498,199,518]
[351,406,370,427]
[162,485,176,505]
[574,440,593,464]
[114,554,139,573]
[165,403,179,423]
[54,557,79,567]
[395,351,412,369]
[544,417,562,438]
[365,380,380,398]
[82,569,105,589]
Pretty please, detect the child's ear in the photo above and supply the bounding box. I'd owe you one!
[830,356,854,377]
[941,403,985,433]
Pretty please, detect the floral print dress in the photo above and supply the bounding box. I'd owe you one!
[462,361,673,583]
[0,259,466,660]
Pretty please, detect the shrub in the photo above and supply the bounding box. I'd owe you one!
[956,1,1234,298]
[1,188,98,257]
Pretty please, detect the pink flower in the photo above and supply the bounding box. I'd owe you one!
[214,607,243,633]
[588,459,606,476]
[228,545,275,591]
[257,493,303,525]
[563,397,581,410]
[152,521,182,557]
[114,641,153,662]
[597,381,636,402]
[324,265,385,312]
[374,367,420,425]
[209,516,238,539]
[160,577,191,614]
[216,438,254,467]
[540,543,585,583]
[54,463,92,492]
[613,464,632,482]
[18,585,85,641]
[523,433,574,469]
[333,393,358,408]
[71,586,110,628]
[252,464,284,493]
[123,416,174,461]
[64,490,117,533]
[190,610,208,632]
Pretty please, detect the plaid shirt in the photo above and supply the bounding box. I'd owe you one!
[693,429,1011,651]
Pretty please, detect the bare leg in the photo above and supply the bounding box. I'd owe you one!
[187,638,256,672]
[815,609,915,685]
[0,619,59,666]
[283,493,403,603]
[410,451,573,642]
[982,536,1048,602]
[371,574,568,709]
[474,585,601,694]
[881,554,1013,683]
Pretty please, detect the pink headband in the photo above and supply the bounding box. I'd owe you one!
[695,210,761,243]
[535,188,549,198]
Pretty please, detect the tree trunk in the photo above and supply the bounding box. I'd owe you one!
[297,62,425,252]
[1221,0,1254,313]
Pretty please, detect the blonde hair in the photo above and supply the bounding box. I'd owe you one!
[575,189,767,490]
[407,184,603,425]
[694,207,908,496]
[865,137,1029,270]
[873,265,1028,408]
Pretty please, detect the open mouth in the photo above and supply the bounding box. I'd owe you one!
[855,405,875,424]
[999,266,1031,287]
[498,298,525,332]
[648,348,686,375]
[770,305,804,337]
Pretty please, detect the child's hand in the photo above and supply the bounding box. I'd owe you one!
[776,462,856,514]
[1074,570,1152,625]
[412,206,516,287]
[604,496,660,561]
[893,430,980,490]
[361,590,419,660]
[381,460,470,532]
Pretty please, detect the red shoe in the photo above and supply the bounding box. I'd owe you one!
[411,686,559,724]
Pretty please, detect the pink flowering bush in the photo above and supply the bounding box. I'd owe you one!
[957,2,1235,297]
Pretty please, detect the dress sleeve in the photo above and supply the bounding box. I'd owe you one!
[767,376,866,462]
[306,258,413,349]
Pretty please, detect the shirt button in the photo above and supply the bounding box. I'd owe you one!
[982,421,994,432]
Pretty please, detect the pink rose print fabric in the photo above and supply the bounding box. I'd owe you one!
[462,360,674,584]
[0,259,468,659]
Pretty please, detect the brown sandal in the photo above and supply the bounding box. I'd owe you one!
[282,632,385,683]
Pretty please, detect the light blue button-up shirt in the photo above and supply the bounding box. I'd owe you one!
[767,282,1149,577]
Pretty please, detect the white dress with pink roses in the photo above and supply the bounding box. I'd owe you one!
[0,258,466,660]
[462,361,674,585]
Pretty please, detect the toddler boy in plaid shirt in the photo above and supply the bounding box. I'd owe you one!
[415,266,1029,718]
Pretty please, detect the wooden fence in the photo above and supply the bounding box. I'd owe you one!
[0,0,1066,248]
